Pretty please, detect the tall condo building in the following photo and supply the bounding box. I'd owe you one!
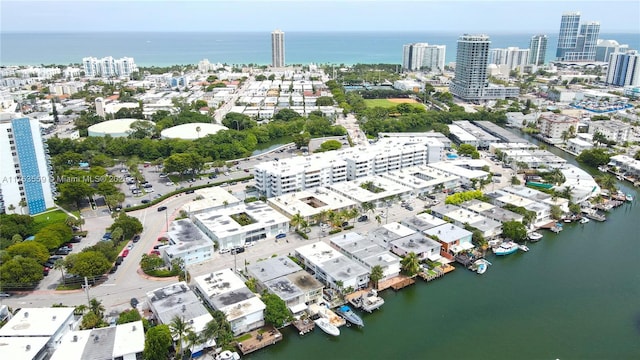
[402,43,446,72]
[0,116,56,215]
[529,34,548,65]
[555,12,600,61]
[271,29,285,67]
[489,47,530,70]
[595,39,629,62]
[449,34,490,101]
[556,12,581,60]
[82,56,138,77]
[605,50,640,87]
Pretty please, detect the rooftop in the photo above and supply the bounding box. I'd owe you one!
[402,213,448,232]
[0,307,75,337]
[146,282,212,326]
[267,187,357,219]
[165,219,214,256]
[0,336,50,360]
[424,223,473,244]
[193,202,290,239]
[51,321,145,360]
[246,256,302,284]
[329,176,412,203]
[186,187,241,214]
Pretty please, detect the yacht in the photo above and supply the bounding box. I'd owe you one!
[335,305,364,327]
[579,217,590,224]
[493,242,519,256]
[528,232,543,242]
[215,351,240,360]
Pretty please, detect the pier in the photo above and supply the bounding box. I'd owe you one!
[418,263,455,281]
[377,275,415,291]
[293,317,315,335]
[390,277,415,291]
[237,326,283,356]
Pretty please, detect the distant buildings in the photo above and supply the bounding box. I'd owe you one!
[529,34,548,66]
[271,29,285,67]
[402,43,446,72]
[0,116,56,215]
[605,50,640,87]
[537,112,580,143]
[449,34,518,101]
[489,47,530,70]
[82,56,138,77]
[595,39,629,62]
[555,12,600,62]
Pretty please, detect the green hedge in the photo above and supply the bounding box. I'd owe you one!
[145,268,180,277]
[343,225,354,230]
[295,229,309,239]
[124,176,253,213]
[328,228,342,235]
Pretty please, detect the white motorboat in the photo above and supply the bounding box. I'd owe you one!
[473,259,492,274]
[518,244,530,252]
[493,241,519,256]
[315,317,340,336]
[579,217,590,224]
[216,350,240,360]
[528,232,543,241]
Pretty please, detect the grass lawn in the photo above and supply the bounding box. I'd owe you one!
[32,209,68,229]
[364,98,423,109]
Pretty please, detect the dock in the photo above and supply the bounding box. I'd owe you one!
[390,277,415,291]
[236,326,283,355]
[377,275,415,291]
[308,304,346,328]
[292,318,315,335]
[418,264,455,282]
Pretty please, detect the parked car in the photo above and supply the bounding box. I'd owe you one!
[244,169,250,173]
[208,174,217,179]
[126,243,134,250]
[218,248,230,254]
[109,265,118,274]
[341,221,349,227]
[185,189,195,194]
[0,292,12,297]
[275,233,286,239]
[43,267,50,276]
[231,247,245,255]
[102,232,112,240]
[159,173,167,178]
[157,206,167,212]
[132,234,141,243]
[165,181,174,186]
[150,250,161,256]
[358,215,368,222]
[141,199,150,204]
[55,247,71,255]
[121,249,129,258]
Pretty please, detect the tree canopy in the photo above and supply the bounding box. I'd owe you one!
[502,220,528,243]
[261,292,293,327]
[0,256,44,289]
[144,324,173,360]
[67,251,111,278]
[576,148,611,167]
[109,213,143,240]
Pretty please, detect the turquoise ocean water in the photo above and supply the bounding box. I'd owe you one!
[1,32,639,66]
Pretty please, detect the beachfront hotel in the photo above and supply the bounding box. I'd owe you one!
[82,56,138,77]
[0,115,56,215]
[402,43,446,72]
[271,29,285,67]
[529,34,548,66]
[555,12,600,62]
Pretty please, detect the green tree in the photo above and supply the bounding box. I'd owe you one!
[292,131,311,149]
[109,213,143,240]
[80,311,108,329]
[261,292,294,327]
[576,148,611,167]
[502,220,528,243]
[369,265,384,289]
[5,241,50,264]
[89,298,106,318]
[144,324,173,360]
[273,108,301,122]
[550,205,564,220]
[140,253,165,272]
[53,258,66,282]
[169,315,194,359]
[457,144,480,159]
[110,227,124,246]
[0,256,44,287]
[400,252,420,277]
[117,309,142,324]
[129,120,156,139]
[68,251,111,278]
[316,96,334,106]
[290,212,304,231]
[318,139,342,152]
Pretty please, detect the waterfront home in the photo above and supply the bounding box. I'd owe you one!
[484,190,552,227]
[460,199,524,223]
[330,232,402,280]
[246,256,324,315]
[430,204,503,239]
[567,137,593,154]
[423,223,474,260]
[537,112,580,144]
[295,242,370,291]
[51,321,145,360]
[502,185,570,213]
[146,282,215,355]
[608,155,640,178]
[402,213,448,232]
[193,270,265,336]
[390,235,442,262]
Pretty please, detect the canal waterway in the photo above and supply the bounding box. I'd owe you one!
[249,134,640,359]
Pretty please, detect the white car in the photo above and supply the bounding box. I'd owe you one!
[165,181,174,186]
[146,188,154,192]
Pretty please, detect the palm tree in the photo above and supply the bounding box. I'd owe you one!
[89,298,105,318]
[375,214,382,225]
[290,212,304,231]
[185,330,201,359]
[74,304,88,316]
[18,199,27,215]
[53,258,66,283]
[7,204,15,213]
[369,265,384,289]
[361,201,375,218]
[169,315,194,360]
[201,317,220,347]
[400,252,420,277]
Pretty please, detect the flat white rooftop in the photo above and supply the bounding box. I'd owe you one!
[267,187,356,219]
[402,213,448,232]
[165,219,214,257]
[382,165,459,190]
[428,161,489,180]
[0,307,75,337]
[329,176,412,203]
[424,223,473,244]
[193,201,290,239]
[186,187,242,214]
[51,321,145,360]
[147,282,212,326]
[0,336,49,360]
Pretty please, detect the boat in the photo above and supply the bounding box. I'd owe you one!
[488,239,501,247]
[626,194,633,202]
[493,241,519,256]
[585,211,606,222]
[215,350,241,360]
[518,244,530,252]
[528,232,543,241]
[314,317,340,336]
[335,305,364,327]
[352,289,385,313]
[473,259,492,274]
[597,165,608,172]
[579,217,590,224]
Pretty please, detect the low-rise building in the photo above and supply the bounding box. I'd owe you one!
[164,219,215,266]
[330,232,401,280]
[389,231,442,261]
[193,202,290,250]
[381,165,460,196]
[501,185,569,213]
[267,187,357,224]
[0,307,76,360]
[567,137,593,154]
[427,161,490,186]
[147,282,215,355]
[193,269,265,335]
[423,223,474,260]
[588,119,632,143]
[537,112,580,144]
[608,155,640,178]
[185,187,242,215]
[295,242,370,291]
[430,204,502,239]
[329,176,413,208]
[50,321,145,360]
[460,199,524,223]
[451,120,500,149]
[485,190,552,227]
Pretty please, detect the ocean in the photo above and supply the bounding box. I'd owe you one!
[1,32,639,67]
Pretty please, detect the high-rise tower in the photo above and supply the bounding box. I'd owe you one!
[449,34,491,101]
[606,50,640,87]
[556,12,581,60]
[529,34,548,65]
[271,29,285,67]
[0,116,56,215]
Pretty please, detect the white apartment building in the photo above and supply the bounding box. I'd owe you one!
[402,43,446,72]
[82,56,138,77]
[330,232,401,280]
[381,165,460,196]
[295,242,370,291]
[267,187,357,223]
[164,219,215,267]
[589,119,632,143]
[193,201,290,250]
[193,269,266,335]
[489,47,531,71]
[605,50,640,87]
[146,282,215,355]
[0,116,56,215]
[254,137,444,198]
[537,112,580,143]
[51,321,145,360]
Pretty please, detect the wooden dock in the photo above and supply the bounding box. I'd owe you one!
[390,277,415,291]
[293,318,315,335]
[418,264,455,282]
[237,326,283,355]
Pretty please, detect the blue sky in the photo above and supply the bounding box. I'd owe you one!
[2,0,639,33]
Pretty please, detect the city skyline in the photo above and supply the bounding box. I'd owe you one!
[1,1,639,33]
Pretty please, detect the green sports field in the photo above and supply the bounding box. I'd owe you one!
[363,98,423,109]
